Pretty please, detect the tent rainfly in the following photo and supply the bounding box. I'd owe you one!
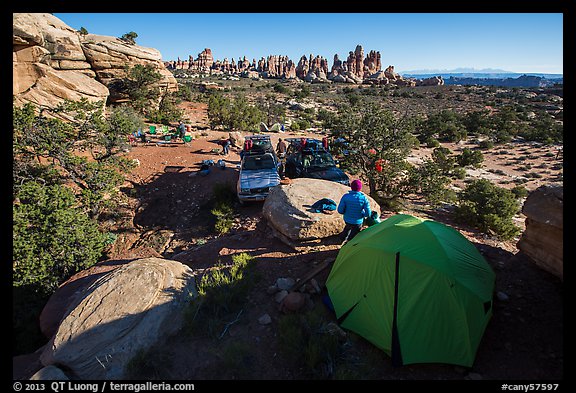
[326,214,495,367]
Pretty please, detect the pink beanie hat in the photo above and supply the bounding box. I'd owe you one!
[351,180,362,191]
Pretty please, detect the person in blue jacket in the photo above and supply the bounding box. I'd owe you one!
[337,179,371,244]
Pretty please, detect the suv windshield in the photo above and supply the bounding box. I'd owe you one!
[303,151,335,169]
[242,155,276,170]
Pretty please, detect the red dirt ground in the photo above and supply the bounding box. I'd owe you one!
[108,101,562,380]
[16,101,560,381]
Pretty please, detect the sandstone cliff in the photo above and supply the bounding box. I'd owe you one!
[13,13,177,111]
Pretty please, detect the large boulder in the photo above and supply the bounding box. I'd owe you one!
[517,185,563,280]
[228,131,245,148]
[39,258,197,380]
[39,259,132,339]
[262,178,380,250]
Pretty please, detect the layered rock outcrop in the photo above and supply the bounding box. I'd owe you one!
[38,258,197,380]
[13,13,108,111]
[263,178,380,250]
[81,33,177,103]
[13,13,177,111]
[517,185,563,280]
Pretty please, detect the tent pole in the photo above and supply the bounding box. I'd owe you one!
[391,251,403,367]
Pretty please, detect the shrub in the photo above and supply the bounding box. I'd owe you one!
[125,347,173,380]
[420,109,466,143]
[207,93,264,131]
[294,85,311,99]
[317,108,336,129]
[13,181,107,355]
[432,146,455,174]
[426,137,440,148]
[408,160,455,206]
[454,179,521,240]
[211,202,234,235]
[176,83,194,101]
[184,253,257,338]
[478,139,494,149]
[210,183,237,235]
[346,94,361,106]
[511,185,529,199]
[13,182,107,291]
[120,31,138,44]
[273,83,290,94]
[291,119,311,131]
[120,64,162,115]
[278,307,342,378]
[457,147,484,168]
[451,167,467,179]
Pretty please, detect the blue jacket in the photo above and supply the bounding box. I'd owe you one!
[337,191,371,225]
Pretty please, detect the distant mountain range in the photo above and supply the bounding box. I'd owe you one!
[398,68,563,80]
[396,68,562,88]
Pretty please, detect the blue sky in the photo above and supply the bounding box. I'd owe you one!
[54,13,563,74]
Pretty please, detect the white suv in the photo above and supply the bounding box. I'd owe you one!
[236,136,281,203]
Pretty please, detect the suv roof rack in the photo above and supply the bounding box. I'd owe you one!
[285,137,326,152]
[243,135,275,156]
[245,135,271,142]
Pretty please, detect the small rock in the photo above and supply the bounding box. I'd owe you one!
[30,365,69,380]
[324,322,347,339]
[305,295,314,310]
[258,314,272,325]
[275,290,288,303]
[497,291,510,301]
[310,278,321,294]
[276,277,295,291]
[453,366,467,374]
[266,285,280,295]
[467,372,483,380]
[280,292,306,313]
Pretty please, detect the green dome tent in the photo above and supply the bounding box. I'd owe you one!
[326,214,495,367]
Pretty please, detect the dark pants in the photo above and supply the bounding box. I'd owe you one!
[341,223,362,243]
